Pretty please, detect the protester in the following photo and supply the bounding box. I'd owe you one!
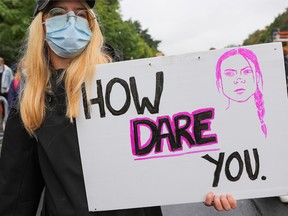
[0,0,237,215]
[7,59,27,110]
[0,57,13,127]
[0,96,8,131]
[0,57,13,99]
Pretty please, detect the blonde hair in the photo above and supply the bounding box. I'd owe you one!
[15,58,26,81]
[20,8,110,134]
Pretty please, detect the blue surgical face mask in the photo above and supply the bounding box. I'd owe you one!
[45,11,92,58]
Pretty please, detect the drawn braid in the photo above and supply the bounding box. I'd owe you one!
[254,87,267,137]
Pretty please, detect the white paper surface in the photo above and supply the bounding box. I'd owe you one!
[76,43,288,211]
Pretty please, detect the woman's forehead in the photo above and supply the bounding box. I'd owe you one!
[49,0,85,9]
[221,54,251,70]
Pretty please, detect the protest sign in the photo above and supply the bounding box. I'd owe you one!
[77,42,288,211]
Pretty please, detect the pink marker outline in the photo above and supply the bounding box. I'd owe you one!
[192,107,218,146]
[154,115,175,154]
[134,148,221,161]
[172,111,195,149]
[216,48,267,137]
[130,117,157,156]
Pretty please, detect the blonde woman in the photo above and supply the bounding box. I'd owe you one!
[0,0,236,215]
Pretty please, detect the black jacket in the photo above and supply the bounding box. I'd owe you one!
[0,70,163,216]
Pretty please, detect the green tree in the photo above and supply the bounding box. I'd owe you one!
[96,0,160,60]
[0,0,34,66]
[243,8,288,46]
[0,0,161,65]
[132,20,161,53]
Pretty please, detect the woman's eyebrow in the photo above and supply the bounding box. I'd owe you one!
[240,66,252,72]
[50,4,67,10]
[224,68,237,72]
[50,5,86,11]
[76,7,86,10]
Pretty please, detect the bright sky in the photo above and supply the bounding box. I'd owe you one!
[120,0,288,56]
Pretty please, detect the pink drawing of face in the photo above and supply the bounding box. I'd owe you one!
[220,54,257,102]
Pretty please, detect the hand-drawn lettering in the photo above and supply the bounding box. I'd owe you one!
[156,117,178,153]
[202,148,261,187]
[131,108,217,157]
[202,153,225,187]
[225,152,244,182]
[193,109,217,144]
[174,114,195,146]
[82,71,164,119]
[88,80,106,118]
[105,78,131,116]
[244,149,260,180]
[81,82,92,119]
[131,119,158,156]
[130,71,163,115]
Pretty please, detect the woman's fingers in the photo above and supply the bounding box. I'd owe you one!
[204,192,214,206]
[227,194,237,209]
[220,195,231,211]
[213,195,223,211]
[204,193,237,211]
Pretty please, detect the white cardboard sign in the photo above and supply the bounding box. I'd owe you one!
[76,43,288,211]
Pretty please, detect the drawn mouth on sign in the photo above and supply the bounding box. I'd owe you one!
[234,88,246,95]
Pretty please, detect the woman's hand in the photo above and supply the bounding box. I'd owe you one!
[204,192,237,211]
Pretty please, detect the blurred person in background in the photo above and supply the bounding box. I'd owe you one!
[0,57,13,99]
[285,50,288,75]
[0,57,12,129]
[8,59,27,110]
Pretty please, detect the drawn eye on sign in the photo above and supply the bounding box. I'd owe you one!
[215,48,267,137]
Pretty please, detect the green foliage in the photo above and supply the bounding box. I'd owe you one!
[96,0,160,60]
[0,0,34,66]
[243,8,288,46]
[0,0,161,66]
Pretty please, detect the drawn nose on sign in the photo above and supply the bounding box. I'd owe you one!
[234,77,246,84]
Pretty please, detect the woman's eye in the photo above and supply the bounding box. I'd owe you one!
[53,12,65,16]
[243,69,253,75]
[224,70,236,77]
[77,11,88,19]
[49,8,66,17]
